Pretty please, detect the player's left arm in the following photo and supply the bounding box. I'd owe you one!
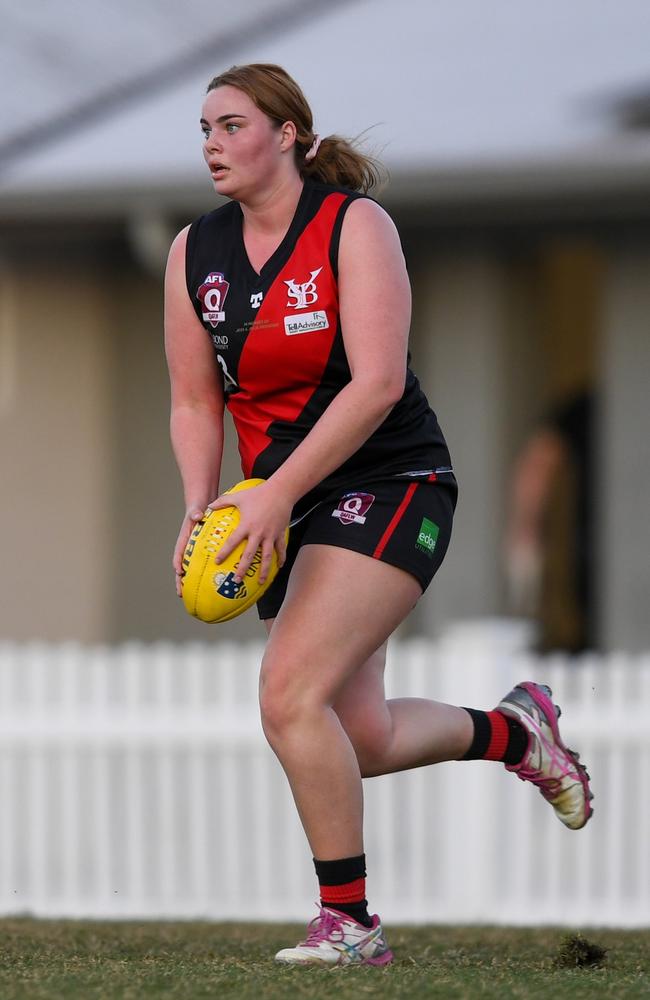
[212,199,412,581]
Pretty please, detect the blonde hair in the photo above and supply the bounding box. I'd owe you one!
[206,63,383,193]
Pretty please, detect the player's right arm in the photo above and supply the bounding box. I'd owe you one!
[164,225,225,592]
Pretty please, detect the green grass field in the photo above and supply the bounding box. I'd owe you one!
[0,919,647,999]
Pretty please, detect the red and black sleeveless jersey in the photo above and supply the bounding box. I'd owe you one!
[186,180,454,515]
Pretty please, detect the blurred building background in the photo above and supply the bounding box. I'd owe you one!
[1,0,650,651]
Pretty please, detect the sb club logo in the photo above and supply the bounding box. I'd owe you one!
[284,267,323,309]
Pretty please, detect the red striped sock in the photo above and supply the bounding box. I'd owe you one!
[314,855,372,927]
[482,710,511,760]
[319,876,366,907]
[460,708,528,764]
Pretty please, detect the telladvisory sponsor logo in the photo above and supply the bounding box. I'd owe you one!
[416,517,439,556]
[284,310,329,336]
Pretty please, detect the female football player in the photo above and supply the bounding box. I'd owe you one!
[165,63,593,967]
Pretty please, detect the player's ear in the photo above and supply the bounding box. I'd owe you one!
[279,120,297,152]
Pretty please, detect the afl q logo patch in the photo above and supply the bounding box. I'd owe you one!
[332,492,375,526]
[197,272,230,328]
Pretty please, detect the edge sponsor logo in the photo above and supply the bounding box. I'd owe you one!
[332,492,375,526]
[284,310,329,336]
[416,517,439,556]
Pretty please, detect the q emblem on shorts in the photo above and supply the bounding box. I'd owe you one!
[197,272,230,328]
[331,492,375,526]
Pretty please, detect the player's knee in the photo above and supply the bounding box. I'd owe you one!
[259,681,296,744]
[258,652,322,744]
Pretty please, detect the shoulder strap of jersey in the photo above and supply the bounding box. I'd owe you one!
[185,215,205,300]
[328,192,375,279]
[185,203,238,301]
[329,193,411,276]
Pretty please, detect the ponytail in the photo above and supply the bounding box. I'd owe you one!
[300,134,384,193]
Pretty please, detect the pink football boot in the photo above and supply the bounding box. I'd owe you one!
[497,681,594,830]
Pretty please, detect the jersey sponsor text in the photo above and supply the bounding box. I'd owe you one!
[284,311,329,336]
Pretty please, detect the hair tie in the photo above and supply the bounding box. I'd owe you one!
[304,133,321,162]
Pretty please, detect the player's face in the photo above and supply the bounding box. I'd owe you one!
[201,86,288,201]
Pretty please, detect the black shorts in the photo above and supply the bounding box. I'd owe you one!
[257,474,457,620]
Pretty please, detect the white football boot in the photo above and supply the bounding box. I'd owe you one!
[274,905,394,967]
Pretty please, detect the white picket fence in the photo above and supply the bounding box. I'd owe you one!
[0,630,648,927]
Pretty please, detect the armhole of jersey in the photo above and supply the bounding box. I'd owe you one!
[402,245,410,273]
[329,192,365,280]
[185,216,202,301]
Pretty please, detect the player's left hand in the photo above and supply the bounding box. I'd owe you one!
[208,481,292,584]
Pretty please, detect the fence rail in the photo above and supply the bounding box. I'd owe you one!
[0,634,648,926]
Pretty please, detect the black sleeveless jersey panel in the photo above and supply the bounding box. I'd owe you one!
[186,180,453,517]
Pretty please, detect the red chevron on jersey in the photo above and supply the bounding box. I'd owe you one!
[228,193,346,476]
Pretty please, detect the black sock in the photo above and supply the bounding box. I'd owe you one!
[329,899,372,927]
[313,854,373,927]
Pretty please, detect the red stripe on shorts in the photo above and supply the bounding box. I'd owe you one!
[373,483,417,559]
[372,473,437,560]
[373,474,438,560]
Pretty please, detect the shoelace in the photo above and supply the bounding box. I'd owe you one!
[517,732,579,797]
[515,763,563,797]
[301,908,346,947]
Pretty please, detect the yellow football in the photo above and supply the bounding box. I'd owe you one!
[181,478,289,623]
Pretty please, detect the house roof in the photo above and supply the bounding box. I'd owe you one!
[2,0,650,219]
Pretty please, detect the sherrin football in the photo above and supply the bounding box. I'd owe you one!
[181,478,289,623]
